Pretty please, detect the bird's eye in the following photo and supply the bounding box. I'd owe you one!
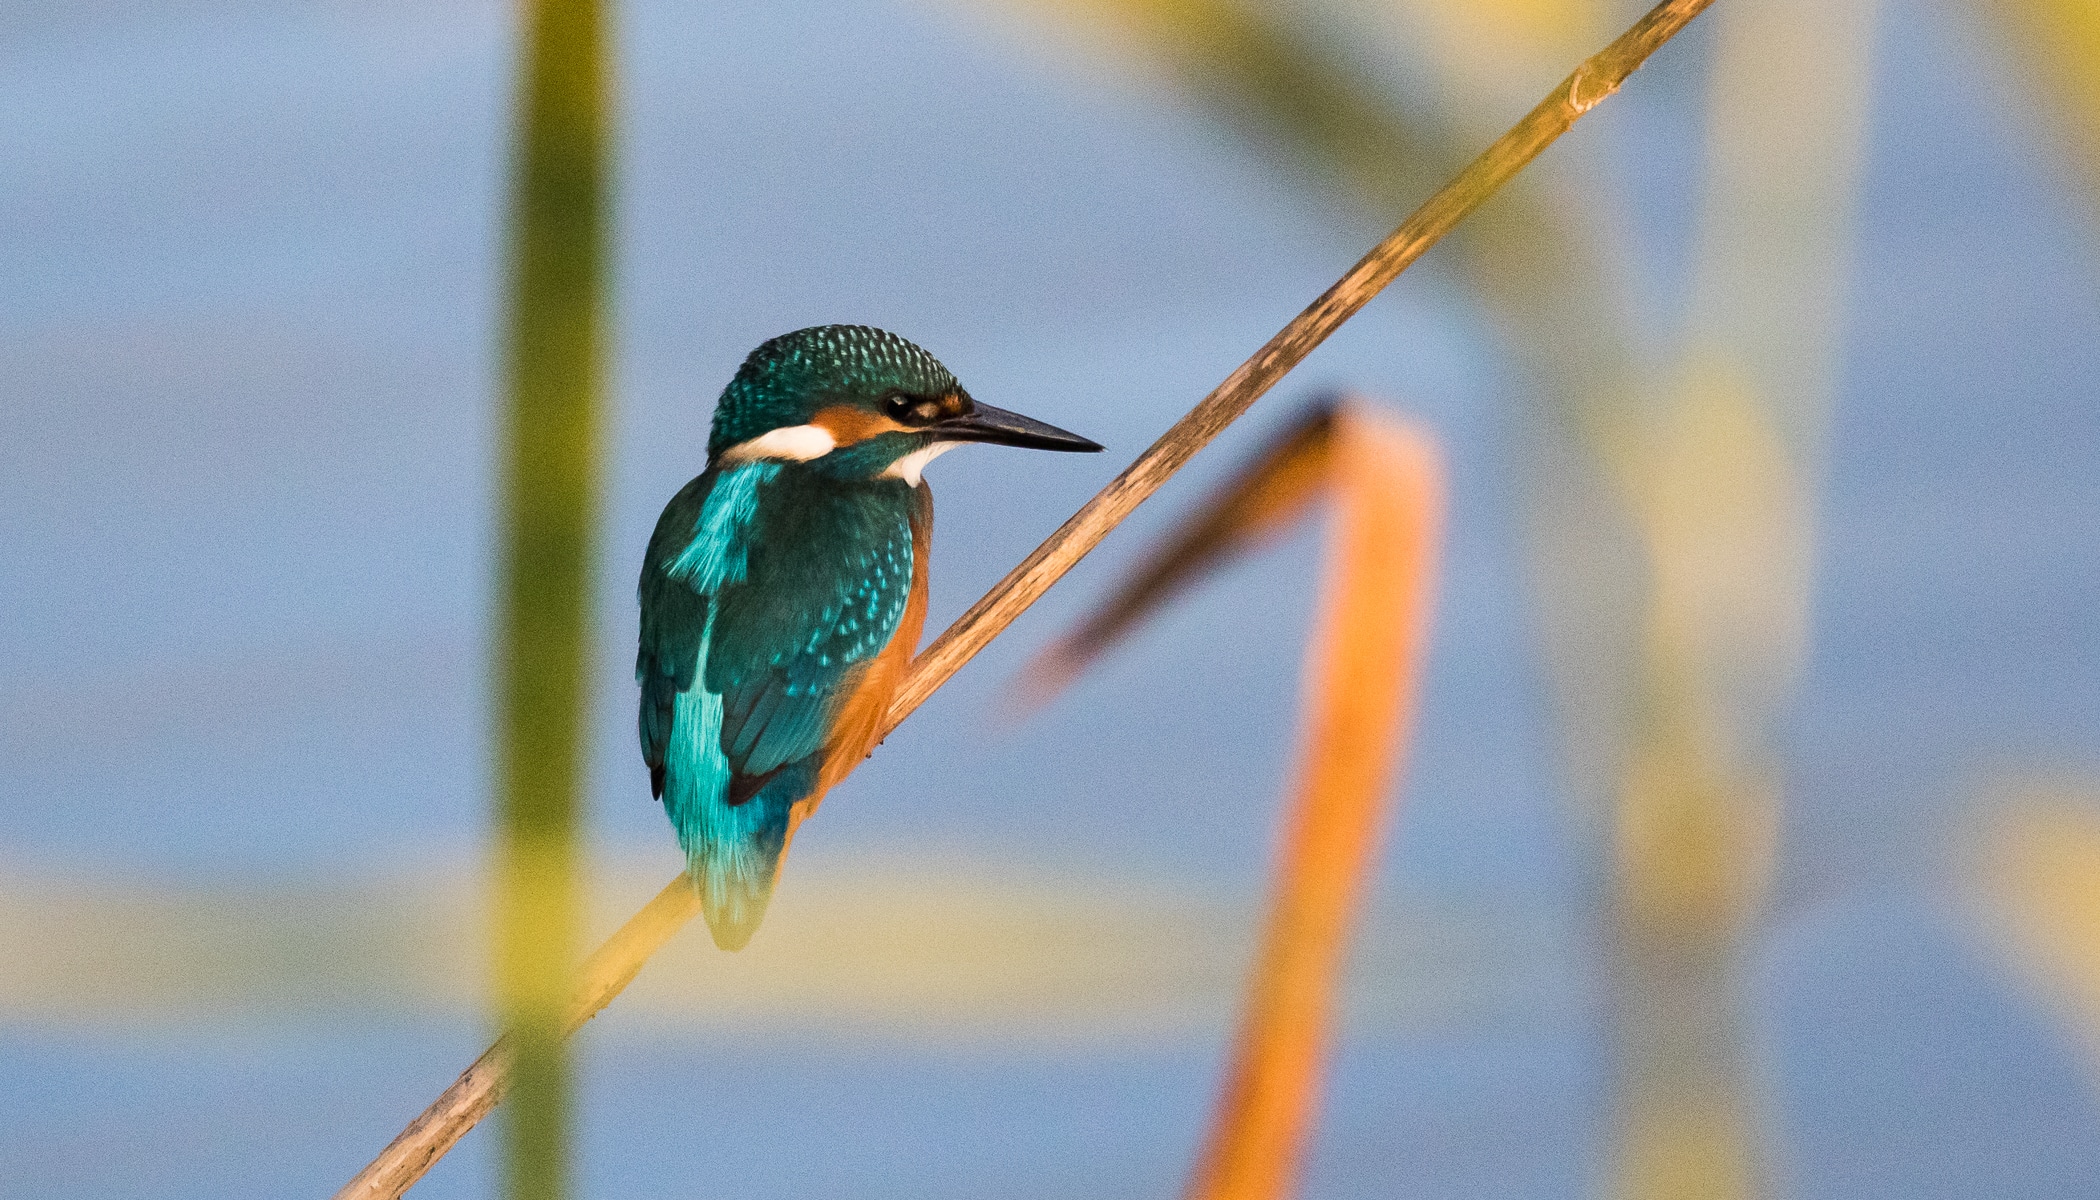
[885,394,945,426]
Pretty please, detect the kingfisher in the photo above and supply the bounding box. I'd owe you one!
[637,325,1102,950]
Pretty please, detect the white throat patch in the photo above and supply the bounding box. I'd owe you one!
[884,440,960,487]
[718,424,838,464]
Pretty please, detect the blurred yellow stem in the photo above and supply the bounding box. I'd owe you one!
[489,0,608,1198]
[1971,0,2100,210]
[1608,0,1876,1195]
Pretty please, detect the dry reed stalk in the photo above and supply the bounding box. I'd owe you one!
[331,2,1713,1194]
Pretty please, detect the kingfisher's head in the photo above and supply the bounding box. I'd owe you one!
[706,325,1102,484]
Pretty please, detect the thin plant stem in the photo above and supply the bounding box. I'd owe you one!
[330,2,1712,1195]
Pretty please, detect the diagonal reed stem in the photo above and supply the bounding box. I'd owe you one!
[884,0,1713,728]
[330,2,1713,1195]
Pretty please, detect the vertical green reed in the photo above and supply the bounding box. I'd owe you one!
[495,0,607,1198]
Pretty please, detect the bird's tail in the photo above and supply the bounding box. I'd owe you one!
[670,758,818,951]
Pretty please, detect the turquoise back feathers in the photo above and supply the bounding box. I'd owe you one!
[638,461,923,949]
[638,325,1098,950]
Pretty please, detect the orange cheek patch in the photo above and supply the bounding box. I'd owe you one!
[811,406,909,446]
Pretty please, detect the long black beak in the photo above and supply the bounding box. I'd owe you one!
[936,402,1103,453]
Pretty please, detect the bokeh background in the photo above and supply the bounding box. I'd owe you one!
[6,0,2100,1196]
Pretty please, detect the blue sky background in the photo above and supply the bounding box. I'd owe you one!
[4,0,2100,1196]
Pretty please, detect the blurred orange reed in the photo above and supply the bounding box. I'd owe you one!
[1025,402,1443,1200]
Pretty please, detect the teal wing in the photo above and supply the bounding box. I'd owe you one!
[637,463,917,949]
[706,473,918,780]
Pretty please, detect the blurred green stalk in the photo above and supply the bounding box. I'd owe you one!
[494,0,608,1198]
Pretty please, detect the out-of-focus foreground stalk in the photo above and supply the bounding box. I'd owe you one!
[494,1,609,1198]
